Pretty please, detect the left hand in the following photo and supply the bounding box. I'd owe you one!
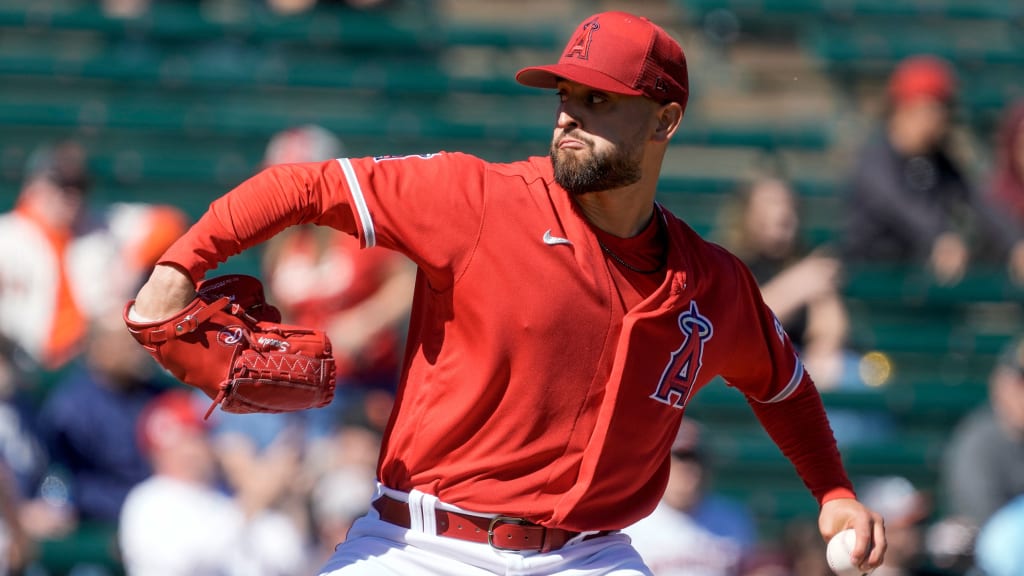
[819,497,887,573]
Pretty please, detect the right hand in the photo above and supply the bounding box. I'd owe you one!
[132,264,197,321]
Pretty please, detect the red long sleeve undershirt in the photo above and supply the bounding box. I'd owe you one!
[749,376,856,505]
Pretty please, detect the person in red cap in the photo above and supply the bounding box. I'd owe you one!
[840,54,1024,284]
[127,10,886,575]
[119,389,307,575]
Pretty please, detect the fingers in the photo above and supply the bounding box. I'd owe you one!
[848,511,886,572]
[820,498,888,572]
[866,515,888,569]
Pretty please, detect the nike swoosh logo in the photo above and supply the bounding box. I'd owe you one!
[543,229,573,246]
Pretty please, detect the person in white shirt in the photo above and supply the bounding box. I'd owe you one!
[118,389,308,576]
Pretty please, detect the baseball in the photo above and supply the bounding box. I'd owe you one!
[826,529,870,576]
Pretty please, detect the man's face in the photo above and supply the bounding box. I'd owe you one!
[892,97,951,154]
[24,175,87,231]
[549,80,656,194]
[745,179,799,259]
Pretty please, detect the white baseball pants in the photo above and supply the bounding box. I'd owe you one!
[316,486,653,576]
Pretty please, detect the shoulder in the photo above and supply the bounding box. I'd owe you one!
[0,211,41,239]
[486,156,554,185]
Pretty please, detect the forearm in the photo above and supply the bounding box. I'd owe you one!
[161,162,355,283]
[804,293,849,353]
[133,162,357,320]
[747,378,855,504]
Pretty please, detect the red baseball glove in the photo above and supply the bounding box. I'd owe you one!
[124,274,336,417]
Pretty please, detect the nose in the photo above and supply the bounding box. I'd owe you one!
[556,105,580,131]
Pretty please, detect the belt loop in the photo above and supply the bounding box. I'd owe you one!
[407,490,426,532]
[420,492,439,535]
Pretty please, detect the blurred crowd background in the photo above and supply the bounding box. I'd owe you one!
[0,0,1023,575]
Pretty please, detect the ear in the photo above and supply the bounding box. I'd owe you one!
[652,102,684,143]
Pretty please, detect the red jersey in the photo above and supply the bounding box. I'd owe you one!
[160,152,854,531]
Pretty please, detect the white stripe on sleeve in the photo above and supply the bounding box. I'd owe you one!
[337,158,376,248]
[763,356,805,403]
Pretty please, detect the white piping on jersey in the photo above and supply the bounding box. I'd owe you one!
[337,158,376,248]
[763,356,805,403]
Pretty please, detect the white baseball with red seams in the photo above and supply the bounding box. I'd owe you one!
[827,528,870,576]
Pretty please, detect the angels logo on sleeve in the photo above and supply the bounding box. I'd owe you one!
[651,301,713,409]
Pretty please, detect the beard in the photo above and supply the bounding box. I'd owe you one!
[550,133,643,195]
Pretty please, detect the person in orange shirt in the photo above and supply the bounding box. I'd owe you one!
[0,140,188,370]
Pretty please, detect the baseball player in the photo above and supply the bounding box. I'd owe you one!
[128,10,887,576]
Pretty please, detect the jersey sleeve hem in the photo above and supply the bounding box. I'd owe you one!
[821,487,858,505]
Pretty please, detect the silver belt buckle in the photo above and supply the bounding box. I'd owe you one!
[487,515,533,551]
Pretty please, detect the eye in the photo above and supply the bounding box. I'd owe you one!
[587,92,609,105]
[556,89,568,103]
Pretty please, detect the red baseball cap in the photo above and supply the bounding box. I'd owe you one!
[888,55,957,105]
[516,11,689,112]
[137,389,208,455]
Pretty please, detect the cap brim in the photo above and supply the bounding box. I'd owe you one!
[515,63,644,97]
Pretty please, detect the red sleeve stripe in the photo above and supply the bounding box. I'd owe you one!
[763,356,804,403]
[337,158,376,248]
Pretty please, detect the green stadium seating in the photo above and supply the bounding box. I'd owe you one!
[36,522,124,576]
[674,0,1022,22]
[2,0,1020,565]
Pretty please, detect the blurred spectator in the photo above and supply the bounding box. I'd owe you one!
[119,389,307,576]
[840,55,1024,285]
[622,418,758,576]
[265,0,391,16]
[304,405,381,571]
[973,493,1024,576]
[0,336,48,504]
[715,175,856,391]
[985,99,1024,283]
[0,461,33,574]
[260,125,415,437]
[0,337,45,574]
[923,516,976,574]
[0,140,94,369]
[0,335,76,552]
[101,0,149,19]
[777,519,830,576]
[858,476,943,576]
[989,100,1024,225]
[35,316,165,524]
[206,404,312,554]
[0,139,188,370]
[940,336,1024,529]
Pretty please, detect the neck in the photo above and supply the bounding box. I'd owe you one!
[573,179,659,238]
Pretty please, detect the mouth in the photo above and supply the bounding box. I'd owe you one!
[556,136,586,150]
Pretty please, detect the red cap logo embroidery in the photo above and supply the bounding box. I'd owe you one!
[565,19,599,60]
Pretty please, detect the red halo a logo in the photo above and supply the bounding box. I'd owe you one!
[217,326,245,346]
